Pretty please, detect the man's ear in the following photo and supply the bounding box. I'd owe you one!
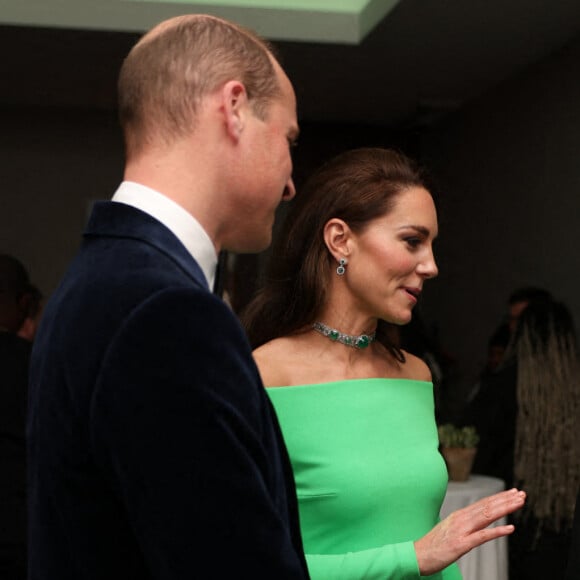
[221,80,249,141]
[323,218,353,262]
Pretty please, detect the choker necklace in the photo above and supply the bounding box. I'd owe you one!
[312,321,376,349]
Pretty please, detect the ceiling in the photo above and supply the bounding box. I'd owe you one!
[0,0,401,44]
[2,0,580,129]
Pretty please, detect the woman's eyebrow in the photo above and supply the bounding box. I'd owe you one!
[398,225,430,236]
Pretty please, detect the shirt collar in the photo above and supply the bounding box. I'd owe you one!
[111,181,217,289]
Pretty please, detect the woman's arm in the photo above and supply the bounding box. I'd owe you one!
[305,541,422,580]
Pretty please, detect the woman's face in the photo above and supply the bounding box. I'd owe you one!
[345,186,438,325]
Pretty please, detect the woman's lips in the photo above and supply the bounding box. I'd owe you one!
[403,287,421,303]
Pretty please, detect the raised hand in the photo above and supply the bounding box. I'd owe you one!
[414,487,526,576]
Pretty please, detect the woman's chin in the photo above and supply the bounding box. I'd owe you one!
[382,311,413,326]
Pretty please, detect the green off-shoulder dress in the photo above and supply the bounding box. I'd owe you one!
[267,378,462,580]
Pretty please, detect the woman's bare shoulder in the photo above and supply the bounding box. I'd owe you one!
[253,337,303,387]
[399,350,433,382]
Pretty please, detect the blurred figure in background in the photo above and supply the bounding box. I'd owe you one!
[506,286,552,335]
[465,297,580,579]
[464,322,511,408]
[464,286,551,407]
[17,285,43,343]
[483,322,511,374]
[398,313,451,422]
[0,254,35,580]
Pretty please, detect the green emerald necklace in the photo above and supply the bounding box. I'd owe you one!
[312,321,376,350]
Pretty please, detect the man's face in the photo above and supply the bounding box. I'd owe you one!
[226,62,299,253]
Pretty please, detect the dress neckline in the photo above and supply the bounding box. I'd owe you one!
[265,377,432,390]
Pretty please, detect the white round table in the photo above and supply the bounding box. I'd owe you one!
[440,475,508,580]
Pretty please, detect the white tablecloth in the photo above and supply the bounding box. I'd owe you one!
[440,475,508,580]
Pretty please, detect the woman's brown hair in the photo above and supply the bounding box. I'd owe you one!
[242,147,431,360]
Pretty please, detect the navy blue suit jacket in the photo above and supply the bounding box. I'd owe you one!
[28,201,308,579]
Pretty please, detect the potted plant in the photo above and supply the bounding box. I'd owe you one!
[437,424,479,482]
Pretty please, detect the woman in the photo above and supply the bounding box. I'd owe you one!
[242,148,526,579]
[510,299,580,579]
[468,298,580,579]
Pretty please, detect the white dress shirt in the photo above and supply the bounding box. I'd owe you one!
[111,181,217,290]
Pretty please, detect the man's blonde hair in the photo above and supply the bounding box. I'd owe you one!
[118,14,281,158]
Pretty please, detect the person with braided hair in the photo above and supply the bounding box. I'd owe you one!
[509,299,580,578]
[466,297,580,578]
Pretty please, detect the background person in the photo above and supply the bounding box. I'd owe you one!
[0,254,34,580]
[505,286,552,335]
[16,285,43,343]
[464,297,580,578]
[27,14,308,579]
[243,148,526,579]
[463,287,552,410]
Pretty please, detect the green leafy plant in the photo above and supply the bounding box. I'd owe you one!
[437,423,479,448]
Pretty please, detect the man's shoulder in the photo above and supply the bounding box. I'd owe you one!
[51,198,210,300]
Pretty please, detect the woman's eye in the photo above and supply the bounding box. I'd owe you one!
[405,237,421,249]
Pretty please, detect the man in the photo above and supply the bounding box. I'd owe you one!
[0,254,33,579]
[28,15,308,579]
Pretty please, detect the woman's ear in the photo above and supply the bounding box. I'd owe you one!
[323,218,353,262]
[221,80,249,141]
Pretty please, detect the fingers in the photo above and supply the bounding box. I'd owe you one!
[475,524,516,544]
[466,488,526,530]
[453,488,525,553]
[415,488,526,576]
